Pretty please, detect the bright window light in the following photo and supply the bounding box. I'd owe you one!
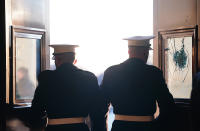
[50,0,153,78]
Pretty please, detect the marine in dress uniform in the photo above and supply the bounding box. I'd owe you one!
[30,44,103,131]
[100,36,176,131]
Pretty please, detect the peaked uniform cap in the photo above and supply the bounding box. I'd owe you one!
[124,36,155,49]
[49,44,79,55]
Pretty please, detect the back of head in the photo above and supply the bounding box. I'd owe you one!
[49,44,78,68]
[55,52,75,64]
[128,46,149,62]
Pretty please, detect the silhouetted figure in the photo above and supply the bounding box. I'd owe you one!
[16,67,35,100]
[31,44,103,131]
[191,72,200,131]
[100,36,176,131]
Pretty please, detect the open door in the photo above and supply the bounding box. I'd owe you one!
[154,0,200,131]
[4,0,50,130]
[0,0,6,130]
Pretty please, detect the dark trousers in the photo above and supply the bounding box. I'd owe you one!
[111,120,157,131]
[46,123,90,131]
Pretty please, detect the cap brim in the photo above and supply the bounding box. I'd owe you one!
[49,44,79,48]
[123,35,156,41]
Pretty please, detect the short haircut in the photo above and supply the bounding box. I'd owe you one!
[128,46,149,55]
[55,52,75,63]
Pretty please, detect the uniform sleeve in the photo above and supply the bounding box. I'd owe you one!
[30,71,49,128]
[88,74,107,131]
[154,70,176,128]
[99,69,113,131]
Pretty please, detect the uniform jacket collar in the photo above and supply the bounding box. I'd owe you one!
[56,62,78,72]
[125,58,146,65]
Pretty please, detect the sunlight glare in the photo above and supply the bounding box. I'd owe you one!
[50,0,153,76]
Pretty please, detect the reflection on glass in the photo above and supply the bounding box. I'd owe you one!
[16,67,35,99]
[165,37,192,98]
[15,38,40,100]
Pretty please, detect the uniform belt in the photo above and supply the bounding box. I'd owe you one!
[48,117,86,125]
[115,114,154,122]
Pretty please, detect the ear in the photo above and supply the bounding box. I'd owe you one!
[73,59,77,64]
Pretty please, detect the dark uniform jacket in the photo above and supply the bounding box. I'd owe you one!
[100,58,175,131]
[191,72,200,131]
[31,63,103,131]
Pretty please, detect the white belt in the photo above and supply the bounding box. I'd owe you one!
[115,114,154,122]
[48,117,86,125]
